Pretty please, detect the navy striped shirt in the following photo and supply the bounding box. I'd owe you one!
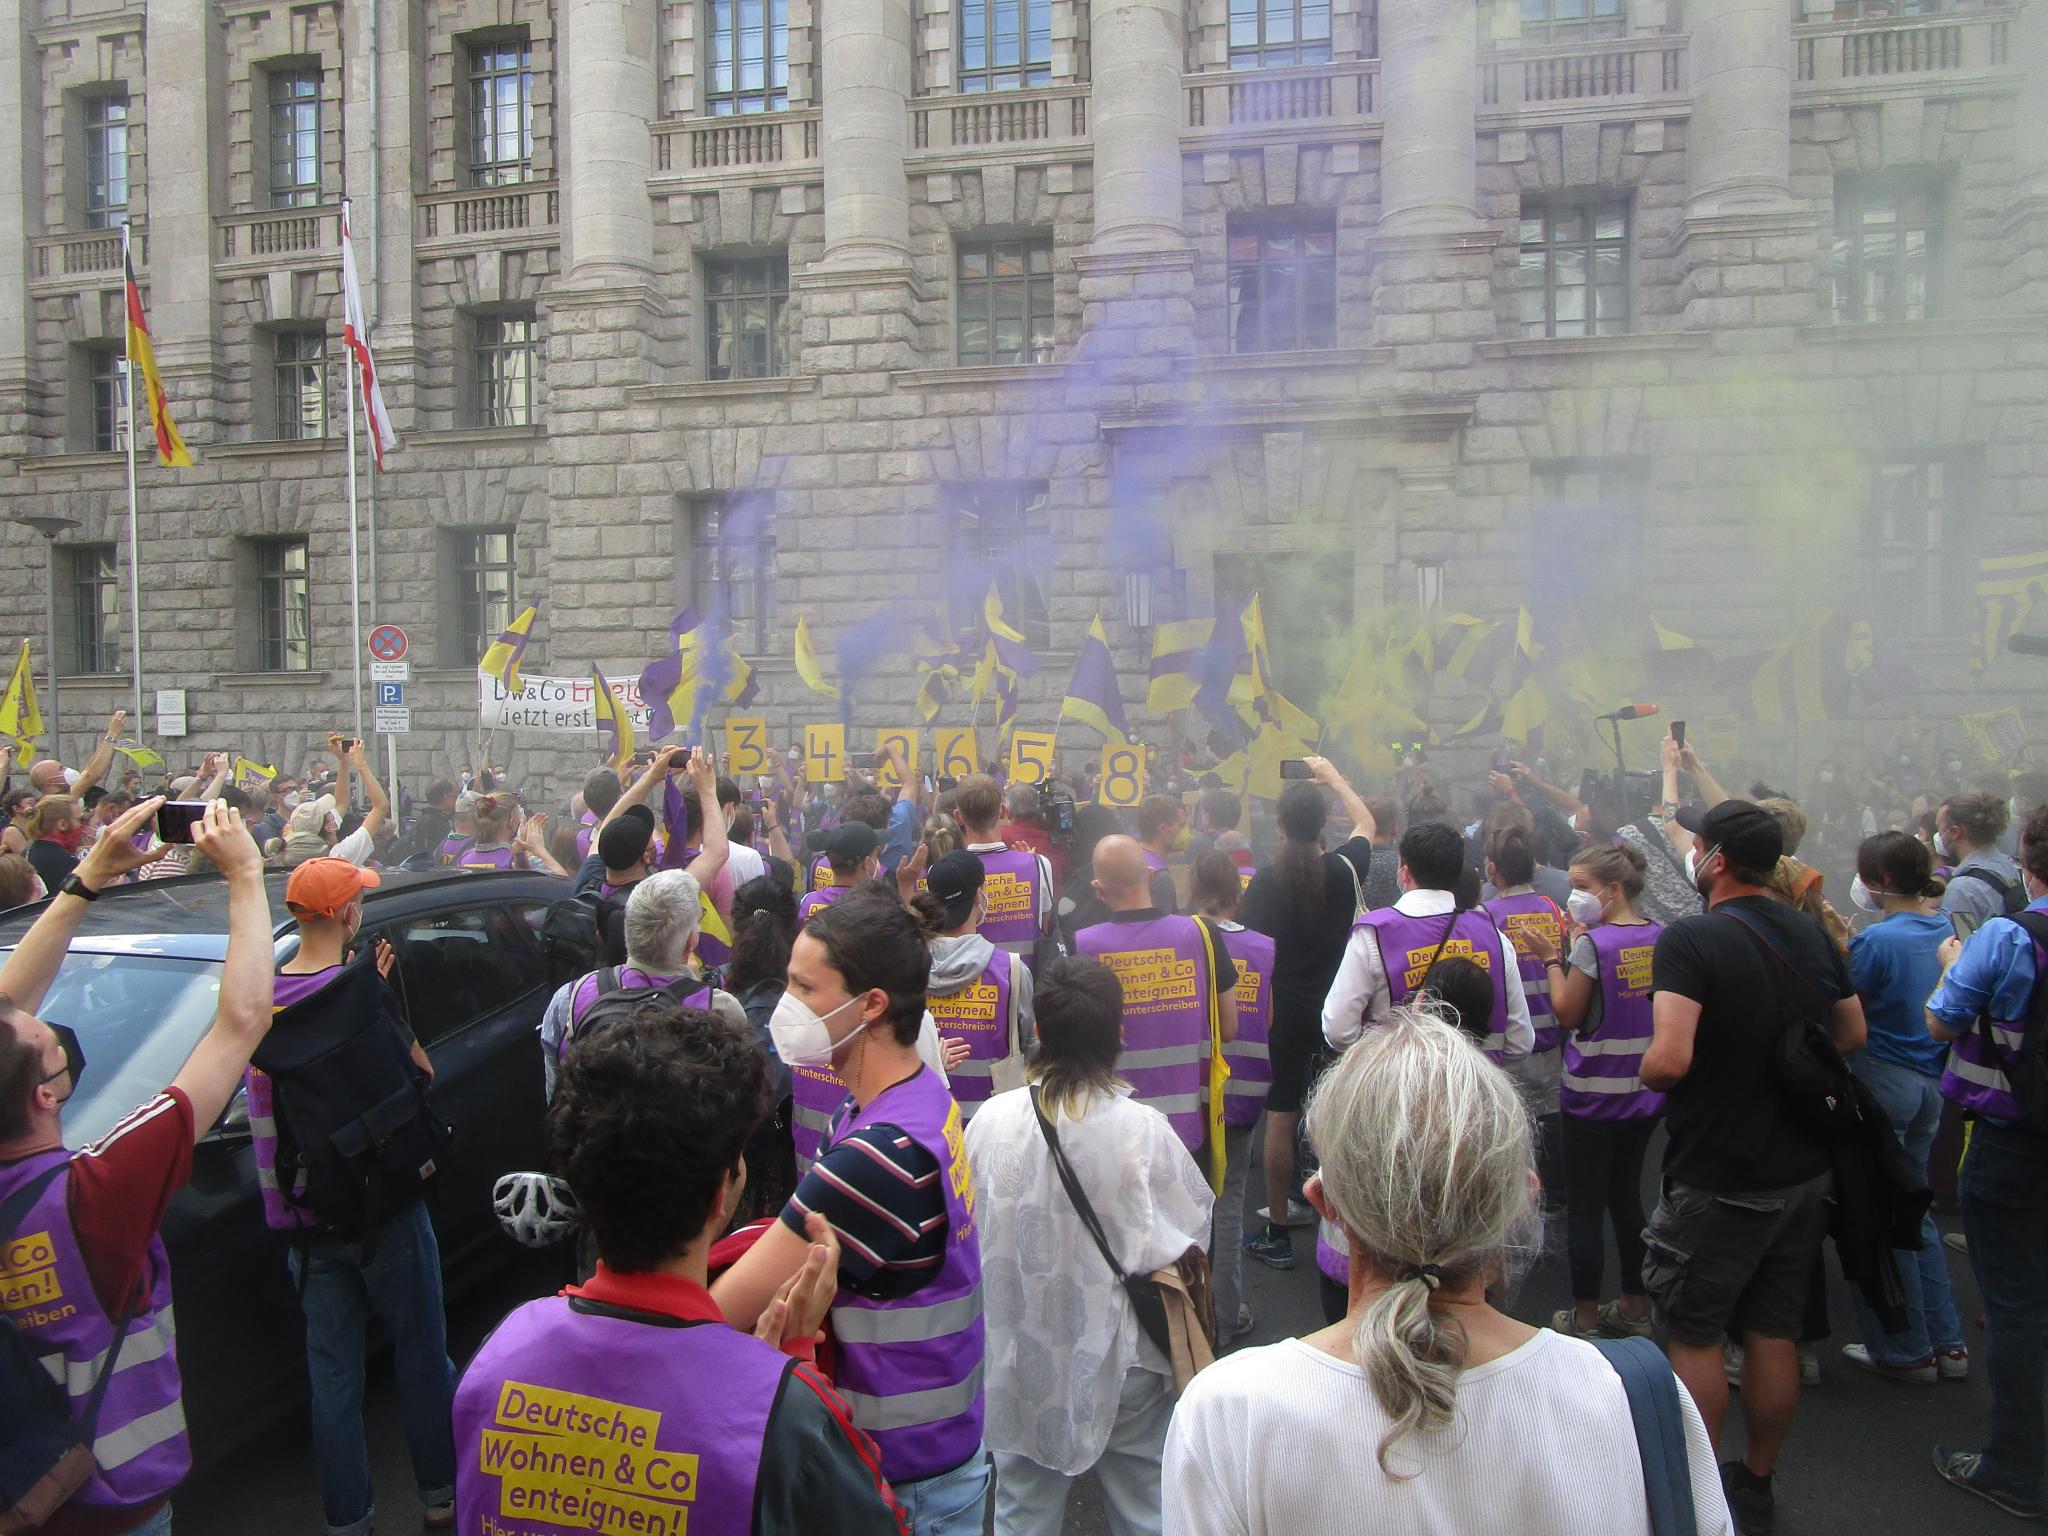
[782,1122,946,1301]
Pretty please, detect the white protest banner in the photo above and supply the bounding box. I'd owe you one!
[479,671,655,735]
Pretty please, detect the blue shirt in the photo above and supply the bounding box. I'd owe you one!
[881,795,918,873]
[1848,910,1952,1076]
[1927,896,2048,1031]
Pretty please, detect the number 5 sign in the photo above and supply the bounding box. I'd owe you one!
[1009,730,1056,786]
[934,727,980,781]
[1099,743,1148,807]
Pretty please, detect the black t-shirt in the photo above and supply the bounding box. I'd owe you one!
[1651,894,1854,1192]
[26,837,76,891]
[1241,837,1372,1037]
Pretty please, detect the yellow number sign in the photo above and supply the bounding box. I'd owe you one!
[875,728,921,789]
[1099,743,1147,807]
[1010,730,1056,786]
[934,727,980,781]
[723,716,770,777]
[805,723,847,783]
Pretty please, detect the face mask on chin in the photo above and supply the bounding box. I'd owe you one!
[1686,843,1720,897]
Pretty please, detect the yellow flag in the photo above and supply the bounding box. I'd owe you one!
[479,605,538,693]
[794,613,839,701]
[0,642,42,750]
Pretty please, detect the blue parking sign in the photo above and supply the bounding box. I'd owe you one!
[376,682,404,706]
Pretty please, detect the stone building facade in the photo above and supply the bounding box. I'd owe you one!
[0,0,2041,797]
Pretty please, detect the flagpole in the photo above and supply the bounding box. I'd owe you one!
[343,238,365,744]
[120,222,142,734]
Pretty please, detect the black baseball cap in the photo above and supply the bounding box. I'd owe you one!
[924,850,987,929]
[1674,799,1783,871]
[827,822,881,871]
[597,805,656,870]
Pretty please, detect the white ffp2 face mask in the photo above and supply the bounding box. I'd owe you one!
[1566,888,1605,928]
[768,990,871,1069]
[1850,875,1883,914]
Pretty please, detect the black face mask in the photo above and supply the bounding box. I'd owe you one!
[43,1022,85,1101]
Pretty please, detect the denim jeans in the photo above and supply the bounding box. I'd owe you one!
[993,1368,1172,1536]
[288,1200,458,1536]
[892,1444,994,1536]
[1210,1120,1256,1342]
[1960,1118,2048,1496]
[129,1506,173,1536]
[1848,1052,1965,1364]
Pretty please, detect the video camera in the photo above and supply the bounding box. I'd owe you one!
[1580,767,1662,824]
[1033,781,1077,845]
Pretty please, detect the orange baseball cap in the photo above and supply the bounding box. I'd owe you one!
[284,857,382,920]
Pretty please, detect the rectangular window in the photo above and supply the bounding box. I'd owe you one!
[705,255,790,380]
[473,312,537,428]
[88,348,129,454]
[83,92,129,229]
[1519,202,1630,339]
[1833,0,1949,17]
[1227,214,1337,353]
[1517,0,1626,44]
[268,69,323,208]
[272,330,328,441]
[1227,0,1333,68]
[469,36,534,186]
[956,238,1055,366]
[948,484,1051,649]
[453,529,518,663]
[688,495,775,652]
[255,538,311,672]
[706,0,789,115]
[1869,459,1968,639]
[69,544,120,674]
[959,0,1053,91]
[1831,177,1939,325]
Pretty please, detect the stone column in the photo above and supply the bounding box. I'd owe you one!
[345,0,427,421]
[818,0,913,269]
[1088,0,1183,253]
[0,0,35,454]
[559,0,657,282]
[1684,0,1793,217]
[141,0,221,430]
[2000,0,2048,311]
[1377,0,1477,234]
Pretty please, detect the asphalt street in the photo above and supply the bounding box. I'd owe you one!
[176,1132,2015,1536]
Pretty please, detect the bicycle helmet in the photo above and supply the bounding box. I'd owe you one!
[492,1171,580,1249]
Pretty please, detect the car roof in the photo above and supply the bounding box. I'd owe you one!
[0,867,569,963]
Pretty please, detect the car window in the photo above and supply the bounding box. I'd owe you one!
[14,952,225,1150]
[378,906,546,1046]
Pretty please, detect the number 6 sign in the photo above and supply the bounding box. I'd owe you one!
[1099,743,1147,807]
[934,727,980,781]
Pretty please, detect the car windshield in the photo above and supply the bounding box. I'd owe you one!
[23,952,223,1149]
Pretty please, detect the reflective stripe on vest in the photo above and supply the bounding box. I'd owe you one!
[791,1063,847,1174]
[1484,892,1564,1054]
[1220,925,1274,1127]
[1075,915,1214,1151]
[1561,923,1664,1121]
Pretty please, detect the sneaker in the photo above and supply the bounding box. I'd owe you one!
[1932,1447,2045,1519]
[1550,1306,1602,1340]
[424,1502,455,1532]
[1597,1299,1653,1339]
[1242,1230,1296,1270]
[1799,1346,1821,1387]
[1945,1231,1970,1255]
[1234,1302,1256,1339]
[1723,1341,1745,1388]
[1721,1460,1777,1535]
[1937,1347,1970,1381]
[1255,1201,1317,1229]
[1843,1343,1937,1385]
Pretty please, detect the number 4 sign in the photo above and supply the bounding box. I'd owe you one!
[805,724,847,783]
[1099,743,1147,807]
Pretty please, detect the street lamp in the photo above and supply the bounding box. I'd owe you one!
[1416,561,1446,620]
[15,513,79,762]
[1122,569,1155,632]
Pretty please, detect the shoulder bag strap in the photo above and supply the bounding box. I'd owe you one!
[1006,951,1023,1056]
[1029,1085,1130,1282]
[1341,846,1366,918]
[1411,908,1469,1001]
[1716,906,1835,1013]
[1190,918,1230,1194]
[1589,1336,1700,1536]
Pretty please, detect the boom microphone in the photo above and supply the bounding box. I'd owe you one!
[1596,703,1663,721]
[2010,634,2048,657]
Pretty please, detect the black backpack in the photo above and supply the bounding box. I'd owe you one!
[250,959,449,1243]
[569,968,712,1051]
[0,1164,131,1531]
[1956,865,2029,917]
[536,890,628,986]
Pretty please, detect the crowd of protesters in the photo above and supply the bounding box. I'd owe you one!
[5,709,2048,1536]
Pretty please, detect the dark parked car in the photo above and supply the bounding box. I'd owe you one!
[0,865,568,1465]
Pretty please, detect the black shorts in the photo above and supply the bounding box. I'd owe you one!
[1265,1012,1331,1115]
[1641,1171,1833,1346]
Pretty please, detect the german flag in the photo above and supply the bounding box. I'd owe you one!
[123,230,190,467]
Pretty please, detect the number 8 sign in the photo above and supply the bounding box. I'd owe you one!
[1099,744,1147,807]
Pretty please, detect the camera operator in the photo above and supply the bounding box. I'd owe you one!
[996,778,1069,893]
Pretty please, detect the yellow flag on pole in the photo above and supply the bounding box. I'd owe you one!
[794,613,839,701]
[0,642,41,751]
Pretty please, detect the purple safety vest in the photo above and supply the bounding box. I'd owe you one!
[248,967,348,1231]
[790,1060,848,1175]
[564,968,713,1055]
[1219,924,1274,1129]
[1484,891,1565,1056]
[1561,923,1666,1121]
[926,949,1019,1120]
[1315,1213,1350,1287]
[452,1294,782,1534]
[798,884,848,924]
[437,834,473,867]
[1075,915,1215,1151]
[1354,905,1511,1062]
[970,848,1042,958]
[1940,928,2048,1120]
[825,1068,986,1485]
[458,843,518,871]
[574,810,598,864]
[0,1149,192,1509]
[808,854,833,895]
